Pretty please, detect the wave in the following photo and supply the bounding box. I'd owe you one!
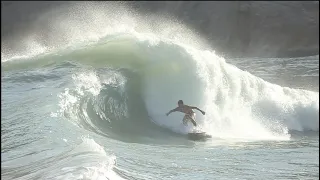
[2,2,319,142]
[1,137,124,180]
[40,34,317,142]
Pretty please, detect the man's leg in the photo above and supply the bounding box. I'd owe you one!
[189,118,197,127]
[190,113,197,126]
[186,114,197,127]
[182,116,188,125]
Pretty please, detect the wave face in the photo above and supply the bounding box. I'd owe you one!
[2,2,319,143]
[2,137,122,180]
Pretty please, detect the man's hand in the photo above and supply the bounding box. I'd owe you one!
[166,112,170,116]
[201,111,206,115]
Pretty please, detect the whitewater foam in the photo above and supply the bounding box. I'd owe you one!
[185,47,318,140]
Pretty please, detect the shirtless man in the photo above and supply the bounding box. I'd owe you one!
[166,100,205,127]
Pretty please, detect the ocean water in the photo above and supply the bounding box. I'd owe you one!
[1,2,319,180]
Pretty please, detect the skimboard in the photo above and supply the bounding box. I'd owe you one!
[187,132,211,141]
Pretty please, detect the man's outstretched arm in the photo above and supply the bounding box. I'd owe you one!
[166,107,179,116]
[190,106,205,115]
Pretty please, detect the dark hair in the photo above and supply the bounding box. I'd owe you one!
[178,100,183,104]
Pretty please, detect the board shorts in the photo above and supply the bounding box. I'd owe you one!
[183,113,196,125]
